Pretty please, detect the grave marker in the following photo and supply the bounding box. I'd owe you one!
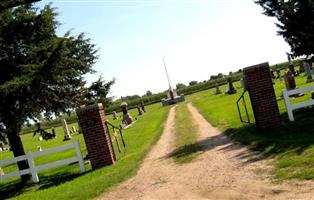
[137,106,144,116]
[225,78,236,94]
[140,102,146,112]
[284,71,296,90]
[214,83,221,95]
[112,111,119,120]
[62,119,72,141]
[304,60,313,83]
[121,102,133,125]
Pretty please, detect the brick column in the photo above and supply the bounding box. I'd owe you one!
[76,103,115,169]
[243,63,282,130]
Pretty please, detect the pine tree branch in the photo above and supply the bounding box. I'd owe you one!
[0,0,41,12]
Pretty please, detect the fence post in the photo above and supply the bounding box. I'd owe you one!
[74,141,86,172]
[26,152,39,183]
[282,90,295,121]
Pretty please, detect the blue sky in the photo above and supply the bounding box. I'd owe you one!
[38,0,290,98]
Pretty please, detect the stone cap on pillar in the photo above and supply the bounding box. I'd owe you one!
[76,103,104,115]
[243,62,269,73]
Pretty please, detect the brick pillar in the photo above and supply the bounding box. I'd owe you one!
[243,63,282,130]
[76,103,115,169]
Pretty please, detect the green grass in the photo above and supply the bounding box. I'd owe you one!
[169,103,202,164]
[2,71,314,199]
[187,73,314,180]
[0,103,170,199]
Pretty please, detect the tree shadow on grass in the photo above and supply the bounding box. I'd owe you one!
[224,107,314,162]
[165,133,232,160]
[0,168,90,199]
[166,107,314,165]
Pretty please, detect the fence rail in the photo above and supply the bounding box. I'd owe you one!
[0,141,85,183]
[282,85,314,121]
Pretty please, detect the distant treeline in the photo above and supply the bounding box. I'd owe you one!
[20,59,304,134]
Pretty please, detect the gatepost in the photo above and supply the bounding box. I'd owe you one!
[76,103,115,169]
[243,63,282,130]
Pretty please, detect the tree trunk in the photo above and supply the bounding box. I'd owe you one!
[6,124,31,183]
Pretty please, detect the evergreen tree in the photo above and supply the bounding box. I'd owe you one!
[84,77,115,106]
[0,0,40,12]
[256,0,314,57]
[0,5,103,182]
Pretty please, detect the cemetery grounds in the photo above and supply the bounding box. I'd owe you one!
[2,74,314,199]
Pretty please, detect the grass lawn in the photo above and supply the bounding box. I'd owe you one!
[170,103,202,164]
[188,73,314,180]
[0,103,170,199]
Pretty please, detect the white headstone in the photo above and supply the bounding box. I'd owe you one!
[62,119,72,141]
[37,146,42,151]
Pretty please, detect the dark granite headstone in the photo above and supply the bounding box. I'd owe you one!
[140,102,146,112]
[225,78,236,94]
[120,102,133,125]
[284,71,296,90]
[137,106,144,116]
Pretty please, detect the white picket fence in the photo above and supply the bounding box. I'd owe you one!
[0,141,86,183]
[282,85,314,121]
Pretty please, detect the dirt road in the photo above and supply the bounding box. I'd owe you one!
[97,103,314,200]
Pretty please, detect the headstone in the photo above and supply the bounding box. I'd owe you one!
[284,71,296,90]
[225,78,236,94]
[140,102,146,112]
[137,106,144,116]
[304,61,313,83]
[112,111,119,120]
[72,126,77,133]
[0,141,4,150]
[279,72,283,82]
[76,103,116,169]
[38,136,43,141]
[240,78,245,88]
[51,127,57,137]
[120,102,133,125]
[0,167,4,175]
[62,119,72,141]
[37,146,42,151]
[214,83,221,95]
